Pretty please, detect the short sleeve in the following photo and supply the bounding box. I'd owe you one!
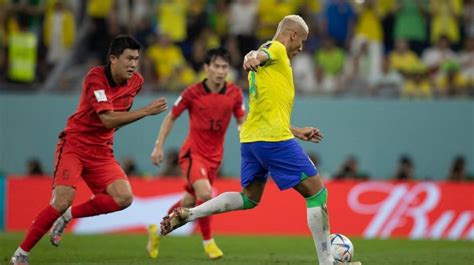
[233,87,246,120]
[85,72,114,114]
[260,41,285,64]
[171,88,192,118]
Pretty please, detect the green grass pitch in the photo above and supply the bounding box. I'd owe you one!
[1,233,473,264]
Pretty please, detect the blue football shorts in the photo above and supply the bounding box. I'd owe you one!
[240,139,318,190]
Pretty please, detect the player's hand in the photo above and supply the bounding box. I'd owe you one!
[296,127,324,143]
[151,146,165,166]
[243,51,261,72]
[147,97,168,115]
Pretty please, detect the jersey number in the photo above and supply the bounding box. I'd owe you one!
[210,119,222,132]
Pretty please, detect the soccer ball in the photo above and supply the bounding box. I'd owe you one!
[329,233,354,262]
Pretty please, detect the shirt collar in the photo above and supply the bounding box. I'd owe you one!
[105,64,128,88]
[202,78,227,94]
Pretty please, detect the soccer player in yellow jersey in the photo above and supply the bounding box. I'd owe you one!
[160,15,361,265]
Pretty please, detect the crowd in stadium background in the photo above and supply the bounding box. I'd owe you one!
[1,0,474,98]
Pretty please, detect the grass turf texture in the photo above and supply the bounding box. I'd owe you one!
[1,233,473,265]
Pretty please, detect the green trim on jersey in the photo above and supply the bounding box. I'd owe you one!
[301,172,309,182]
[261,48,272,61]
[249,71,257,99]
[241,192,258,209]
[305,188,327,208]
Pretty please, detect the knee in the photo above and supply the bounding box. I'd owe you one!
[240,192,259,210]
[195,190,213,202]
[51,196,73,213]
[113,193,134,208]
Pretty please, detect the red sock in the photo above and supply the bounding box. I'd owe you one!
[20,205,61,252]
[196,200,212,240]
[167,200,182,214]
[71,194,122,218]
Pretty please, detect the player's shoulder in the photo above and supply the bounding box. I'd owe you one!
[131,71,144,84]
[85,66,106,80]
[225,82,243,95]
[182,82,203,96]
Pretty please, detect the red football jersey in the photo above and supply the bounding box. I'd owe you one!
[172,80,245,166]
[61,65,143,146]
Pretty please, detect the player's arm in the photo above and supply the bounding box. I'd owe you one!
[291,126,324,143]
[98,97,168,129]
[151,112,177,166]
[243,50,269,72]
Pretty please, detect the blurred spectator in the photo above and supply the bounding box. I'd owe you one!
[160,149,181,177]
[86,0,114,62]
[353,0,383,82]
[370,56,403,97]
[429,0,462,45]
[393,154,415,180]
[465,0,474,38]
[314,36,345,95]
[26,157,44,176]
[256,0,299,43]
[422,35,456,76]
[43,1,76,69]
[9,0,44,35]
[293,50,317,94]
[447,155,467,181]
[0,4,6,81]
[323,0,356,48]
[122,156,141,177]
[393,0,428,55]
[389,39,420,75]
[342,39,372,96]
[435,61,469,97]
[7,15,37,83]
[157,0,187,43]
[458,38,474,84]
[186,0,207,42]
[228,0,258,58]
[209,0,229,40]
[145,33,186,89]
[333,155,370,180]
[401,62,432,99]
[379,0,397,52]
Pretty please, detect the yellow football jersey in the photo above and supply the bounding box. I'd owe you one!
[240,40,295,143]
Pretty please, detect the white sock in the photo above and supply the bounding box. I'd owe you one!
[63,206,72,221]
[307,205,334,265]
[203,238,214,246]
[188,192,243,221]
[15,247,29,256]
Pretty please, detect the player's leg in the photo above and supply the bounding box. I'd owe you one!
[160,143,267,235]
[261,139,344,265]
[50,160,130,246]
[294,175,334,265]
[192,178,223,259]
[147,192,194,259]
[11,140,81,264]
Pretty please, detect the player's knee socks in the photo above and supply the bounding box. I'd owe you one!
[305,188,334,264]
[71,194,122,218]
[167,200,182,215]
[240,192,258,209]
[196,200,212,240]
[305,187,327,207]
[20,205,61,252]
[188,192,243,221]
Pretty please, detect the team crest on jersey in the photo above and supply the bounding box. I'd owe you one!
[94,90,108,102]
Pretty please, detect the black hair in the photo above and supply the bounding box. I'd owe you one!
[205,47,231,65]
[108,35,141,60]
